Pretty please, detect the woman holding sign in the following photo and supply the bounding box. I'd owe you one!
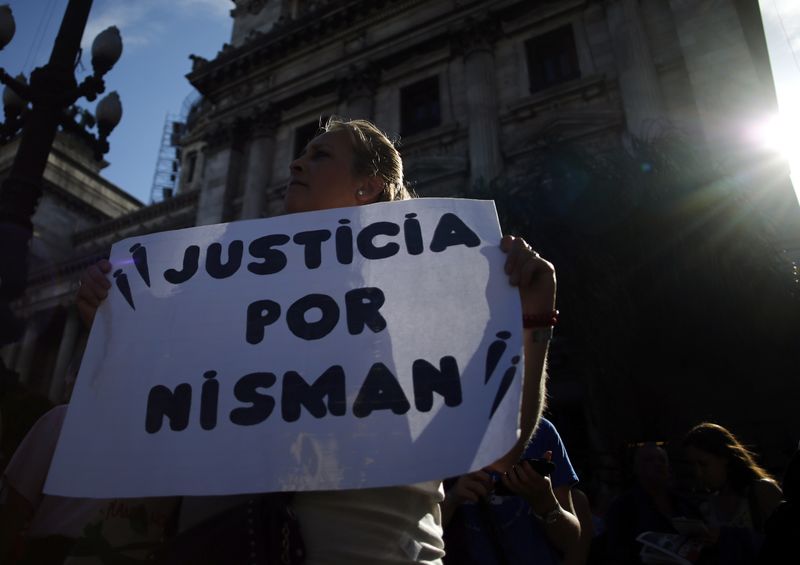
[74,118,564,564]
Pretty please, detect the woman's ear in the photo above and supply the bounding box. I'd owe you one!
[355,175,384,204]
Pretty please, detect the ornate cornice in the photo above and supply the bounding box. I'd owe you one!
[40,179,112,223]
[450,14,503,58]
[187,0,411,98]
[186,0,540,114]
[231,0,269,17]
[71,189,200,246]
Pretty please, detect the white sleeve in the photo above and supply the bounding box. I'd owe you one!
[3,405,68,507]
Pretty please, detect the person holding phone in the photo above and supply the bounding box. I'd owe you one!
[441,417,581,565]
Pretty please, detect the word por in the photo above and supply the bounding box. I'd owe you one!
[246,287,386,343]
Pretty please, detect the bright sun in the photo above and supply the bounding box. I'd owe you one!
[751,112,800,202]
[756,115,799,159]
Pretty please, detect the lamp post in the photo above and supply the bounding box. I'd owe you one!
[0,1,123,346]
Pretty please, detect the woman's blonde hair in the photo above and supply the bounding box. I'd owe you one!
[321,116,413,202]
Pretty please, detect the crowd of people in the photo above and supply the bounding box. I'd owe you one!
[1,118,797,564]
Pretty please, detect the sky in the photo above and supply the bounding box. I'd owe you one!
[0,0,231,204]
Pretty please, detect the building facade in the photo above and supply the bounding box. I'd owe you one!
[3,0,798,466]
[0,131,142,402]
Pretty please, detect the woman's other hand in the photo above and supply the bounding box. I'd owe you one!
[76,259,112,328]
[441,470,495,525]
[448,470,494,504]
[500,235,556,315]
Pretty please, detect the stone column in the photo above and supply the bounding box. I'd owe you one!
[14,317,38,384]
[668,0,766,151]
[338,65,379,121]
[457,17,503,187]
[606,0,666,137]
[48,306,80,403]
[196,121,245,226]
[240,106,280,220]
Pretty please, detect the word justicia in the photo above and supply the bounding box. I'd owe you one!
[162,212,480,284]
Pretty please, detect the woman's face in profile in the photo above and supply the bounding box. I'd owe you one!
[685,445,727,491]
[285,129,364,214]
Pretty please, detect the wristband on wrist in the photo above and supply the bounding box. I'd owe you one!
[522,310,559,329]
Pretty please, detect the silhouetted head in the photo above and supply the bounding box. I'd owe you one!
[683,422,773,494]
[633,443,670,491]
[286,117,411,214]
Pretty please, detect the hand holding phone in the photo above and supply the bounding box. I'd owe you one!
[493,458,556,496]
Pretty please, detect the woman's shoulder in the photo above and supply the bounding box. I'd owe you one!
[751,478,783,519]
[753,477,782,495]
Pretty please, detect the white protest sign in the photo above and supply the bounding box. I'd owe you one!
[46,198,524,498]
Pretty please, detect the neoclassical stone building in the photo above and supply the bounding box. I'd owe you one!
[0,131,141,402]
[4,0,797,463]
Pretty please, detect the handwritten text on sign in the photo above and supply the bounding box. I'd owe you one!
[46,199,524,498]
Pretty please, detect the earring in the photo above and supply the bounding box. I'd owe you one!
[357,189,366,197]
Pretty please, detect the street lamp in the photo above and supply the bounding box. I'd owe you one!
[0,1,123,345]
[0,5,14,50]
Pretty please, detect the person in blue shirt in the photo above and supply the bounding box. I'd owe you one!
[442,417,581,564]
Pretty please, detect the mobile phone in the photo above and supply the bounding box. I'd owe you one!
[492,458,556,495]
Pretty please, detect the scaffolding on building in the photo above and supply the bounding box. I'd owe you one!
[149,114,185,203]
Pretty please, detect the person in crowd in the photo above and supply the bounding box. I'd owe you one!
[72,117,558,564]
[683,422,782,564]
[0,359,52,476]
[440,417,581,564]
[601,442,703,564]
[0,403,178,565]
[565,486,594,565]
[758,446,800,563]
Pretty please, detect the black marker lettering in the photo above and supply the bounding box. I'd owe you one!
[352,363,410,418]
[281,366,346,422]
[145,383,192,433]
[344,287,387,335]
[412,356,462,412]
[246,299,281,345]
[293,230,331,269]
[206,240,244,279]
[485,331,511,384]
[113,269,135,311]
[403,213,423,255]
[248,234,290,275]
[356,222,400,260]
[286,294,340,341]
[164,245,200,284]
[429,213,480,252]
[490,356,521,419]
[335,219,353,264]
[130,243,151,287]
[200,370,219,430]
[230,372,276,425]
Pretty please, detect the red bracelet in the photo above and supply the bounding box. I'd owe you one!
[522,310,559,328]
